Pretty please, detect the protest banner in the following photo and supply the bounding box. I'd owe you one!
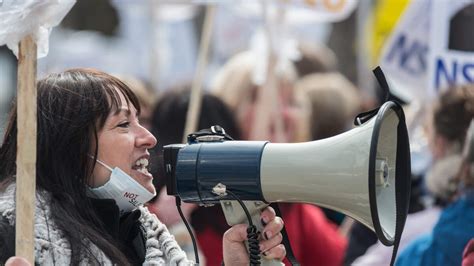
[427,0,474,97]
[379,0,430,102]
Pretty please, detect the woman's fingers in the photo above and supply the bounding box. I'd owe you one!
[260,206,276,225]
[260,206,284,245]
[259,208,285,260]
[261,216,284,241]
[260,232,283,253]
[261,243,287,260]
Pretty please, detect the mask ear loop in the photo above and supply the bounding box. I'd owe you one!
[88,155,113,172]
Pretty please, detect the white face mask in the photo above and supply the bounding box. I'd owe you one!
[87,158,156,216]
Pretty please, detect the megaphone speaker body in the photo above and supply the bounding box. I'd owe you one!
[262,105,399,243]
[168,101,409,247]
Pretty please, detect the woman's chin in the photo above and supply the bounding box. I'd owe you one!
[131,172,156,195]
[145,184,157,196]
[137,179,156,195]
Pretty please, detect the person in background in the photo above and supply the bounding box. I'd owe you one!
[211,50,310,143]
[295,72,361,143]
[211,51,347,266]
[146,87,243,266]
[295,72,362,226]
[395,84,474,266]
[0,69,286,265]
[293,42,338,78]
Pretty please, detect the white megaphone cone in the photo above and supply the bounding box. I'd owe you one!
[261,102,401,243]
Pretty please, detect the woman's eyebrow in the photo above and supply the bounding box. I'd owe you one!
[114,107,132,116]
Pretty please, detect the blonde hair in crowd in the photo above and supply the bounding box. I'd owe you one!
[211,51,310,142]
[295,72,362,140]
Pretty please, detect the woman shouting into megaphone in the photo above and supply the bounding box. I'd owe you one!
[0,69,285,265]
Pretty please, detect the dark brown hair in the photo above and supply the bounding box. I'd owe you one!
[433,84,474,144]
[433,84,474,192]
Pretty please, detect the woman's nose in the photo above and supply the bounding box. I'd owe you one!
[136,126,157,149]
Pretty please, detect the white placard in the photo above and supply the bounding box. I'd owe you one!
[427,0,474,97]
[231,0,358,24]
[0,0,75,58]
[158,0,358,23]
[379,0,431,102]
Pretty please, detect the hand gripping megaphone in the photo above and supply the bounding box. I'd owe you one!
[163,98,411,265]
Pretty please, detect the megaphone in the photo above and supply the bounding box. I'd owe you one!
[164,100,411,265]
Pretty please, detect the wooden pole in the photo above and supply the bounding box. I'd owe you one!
[149,1,161,91]
[15,34,37,264]
[249,1,287,142]
[182,5,216,143]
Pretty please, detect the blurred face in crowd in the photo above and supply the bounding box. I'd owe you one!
[238,81,303,143]
[90,89,157,194]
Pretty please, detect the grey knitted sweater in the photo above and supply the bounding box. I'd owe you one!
[0,183,194,265]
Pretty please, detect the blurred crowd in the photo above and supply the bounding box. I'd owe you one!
[1,0,473,265]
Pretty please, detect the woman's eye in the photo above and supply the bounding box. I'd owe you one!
[117,122,130,128]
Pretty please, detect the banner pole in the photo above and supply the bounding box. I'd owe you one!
[15,34,37,264]
[182,4,216,143]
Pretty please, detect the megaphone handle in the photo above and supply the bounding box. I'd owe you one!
[220,200,284,266]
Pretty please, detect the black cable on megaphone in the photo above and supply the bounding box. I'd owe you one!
[175,196,200,264]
